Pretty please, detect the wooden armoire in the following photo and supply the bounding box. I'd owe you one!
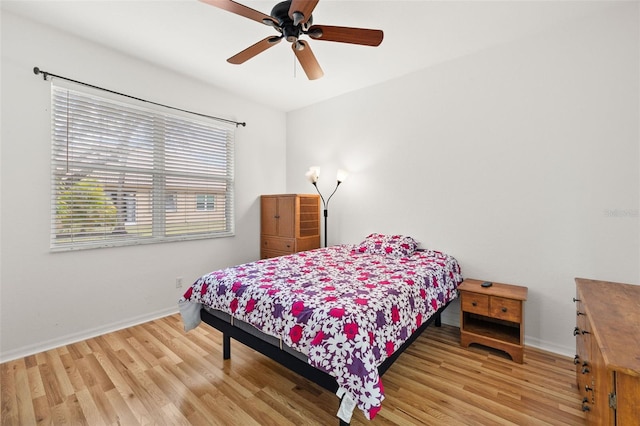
[260,194,320,259]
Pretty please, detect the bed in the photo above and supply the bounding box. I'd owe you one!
[179,234,463,424]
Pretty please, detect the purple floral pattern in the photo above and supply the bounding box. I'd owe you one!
[352,233,419,257]
[180,245,462,420]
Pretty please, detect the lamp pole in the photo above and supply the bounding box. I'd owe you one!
[306,167,347,248]
[312,180,341,248]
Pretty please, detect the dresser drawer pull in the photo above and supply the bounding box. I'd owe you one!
[573,297,580,302]
[472,302,477,307]
[573,355,580,365]
[582,362,590,374]
[577,311,585,316]
[573,327,581,336]
[501,307,507,313]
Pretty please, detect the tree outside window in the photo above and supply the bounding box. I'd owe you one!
[56,178,117,236]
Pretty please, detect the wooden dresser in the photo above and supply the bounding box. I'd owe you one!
[260,194,320,259]
[574,278,640,424]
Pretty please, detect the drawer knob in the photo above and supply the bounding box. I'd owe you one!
[573,297,581,302]
[472,302,477,307]
[501,307,507,313]
[573,355,580,365]
[582,366,590,374]
[577,311,585,316]
[573,327,581,336]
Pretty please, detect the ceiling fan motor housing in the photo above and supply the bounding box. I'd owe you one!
[271,0,312,42]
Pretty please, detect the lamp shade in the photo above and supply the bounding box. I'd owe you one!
[336,169,349,183]
[305,166,320,184]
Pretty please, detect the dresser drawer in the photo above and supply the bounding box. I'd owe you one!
[261,237,295,253]
[490,296,521,322]
[261,249,289,260]
[461,293,489,316]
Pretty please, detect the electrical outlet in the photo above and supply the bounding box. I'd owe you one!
[176,277,183,288]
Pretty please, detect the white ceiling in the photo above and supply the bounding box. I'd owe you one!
[2,0,611,111]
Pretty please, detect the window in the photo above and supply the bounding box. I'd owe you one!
[196,194,215,211]
[109,191,137,224]
[165,192,177,213]
[50,80,235,251]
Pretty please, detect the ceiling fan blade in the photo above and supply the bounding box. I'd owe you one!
[289,0,319,26]
[307,25,383,46]
[292,41,324,80]
[199,0,277,26]
[227,36,282,64]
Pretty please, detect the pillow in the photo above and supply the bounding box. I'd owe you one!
[353,233,418,257]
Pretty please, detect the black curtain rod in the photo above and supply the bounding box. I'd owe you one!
[33,66,246,128]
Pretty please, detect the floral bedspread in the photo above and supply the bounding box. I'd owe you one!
[179,245,462,420]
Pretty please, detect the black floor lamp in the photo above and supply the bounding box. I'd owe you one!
[305,167,348,247]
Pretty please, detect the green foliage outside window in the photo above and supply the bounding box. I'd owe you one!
[56,178,117,235]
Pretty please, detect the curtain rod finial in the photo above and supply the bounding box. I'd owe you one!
[33,66,48,80]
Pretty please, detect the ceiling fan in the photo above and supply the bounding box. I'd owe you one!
[200,0,384,80]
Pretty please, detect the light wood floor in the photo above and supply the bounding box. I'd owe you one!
[1,314,585,425]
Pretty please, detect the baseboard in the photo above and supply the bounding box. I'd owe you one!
[440,318,575,359]
[0,307,179,363]
[2,306,576,363]
[440,299,574,359]
[523,337,575,358]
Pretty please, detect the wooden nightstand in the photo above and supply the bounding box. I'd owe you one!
[459,279,528,363]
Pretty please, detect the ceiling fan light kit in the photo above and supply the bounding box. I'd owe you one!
[200,0,383,80]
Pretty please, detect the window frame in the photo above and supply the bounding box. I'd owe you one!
[50,79,235,251]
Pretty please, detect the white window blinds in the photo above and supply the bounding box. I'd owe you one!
[50,80,235,251]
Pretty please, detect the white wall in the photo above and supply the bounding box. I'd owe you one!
[0,12,287,361]
[286,2,639,356]
[2,2,638,362]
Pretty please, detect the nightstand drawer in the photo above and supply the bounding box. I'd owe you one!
[490,296,521,322]
[261,237,295,253]
[461,293,489,316]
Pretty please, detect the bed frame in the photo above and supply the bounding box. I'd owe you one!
[200,301,450,425]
